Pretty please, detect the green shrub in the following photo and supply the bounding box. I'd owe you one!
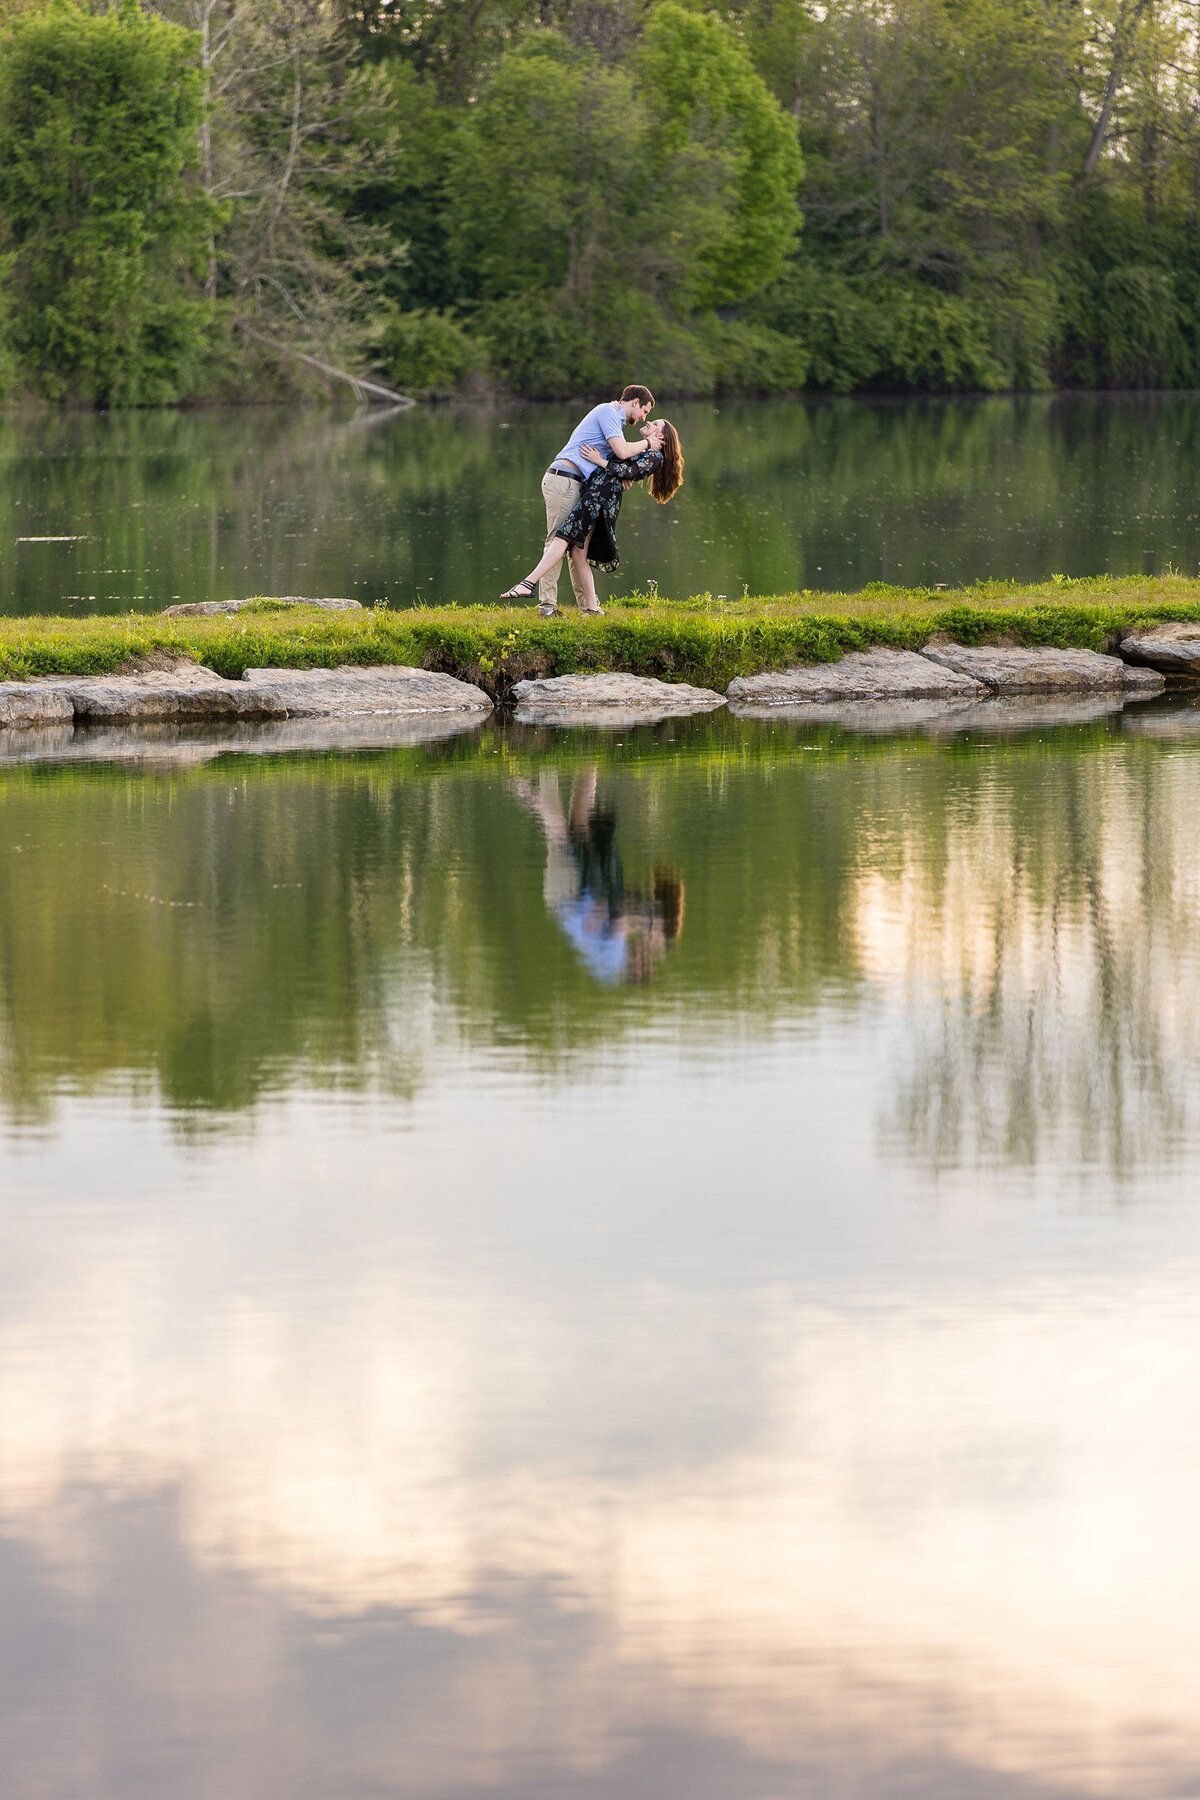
[756,262,1010,392]
[373,307,489,397]
[704,318,808,394]
[475,294,596,399]
[1061,262,1189,388]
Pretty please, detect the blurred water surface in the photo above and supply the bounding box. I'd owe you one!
[6,391,1200,613]
[4,703,1200,1797]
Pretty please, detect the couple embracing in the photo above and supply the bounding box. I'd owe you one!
[501,384,685,616]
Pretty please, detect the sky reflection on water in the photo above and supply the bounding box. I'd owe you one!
[3,708,1200,1797]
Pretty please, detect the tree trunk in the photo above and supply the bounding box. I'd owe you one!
[199,1,217,298]
[1082,0,1151,178]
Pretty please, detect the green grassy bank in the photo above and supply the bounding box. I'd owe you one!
[4,576,1200,701]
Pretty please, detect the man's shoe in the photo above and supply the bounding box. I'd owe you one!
[537,604,561,618]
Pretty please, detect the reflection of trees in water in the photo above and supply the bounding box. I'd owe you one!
[3,722,1199,1175]
[0,755,441,1123]
[0,723,863,1125]
[860,748,1196,1178]
[11,391,1200,616]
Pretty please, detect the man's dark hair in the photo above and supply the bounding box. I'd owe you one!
[620,384,654,408]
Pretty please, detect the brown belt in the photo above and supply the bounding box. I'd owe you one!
[547,466,582,482]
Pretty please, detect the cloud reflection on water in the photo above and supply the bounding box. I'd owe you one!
[2,1080,1200,1796]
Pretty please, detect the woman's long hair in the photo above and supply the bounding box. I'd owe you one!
[648,421,684,503]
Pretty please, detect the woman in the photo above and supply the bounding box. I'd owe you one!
[501,417,684,614]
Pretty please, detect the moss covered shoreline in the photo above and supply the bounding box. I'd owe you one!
[4,576,1200,702]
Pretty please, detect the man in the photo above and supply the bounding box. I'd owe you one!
[537,384,654,617]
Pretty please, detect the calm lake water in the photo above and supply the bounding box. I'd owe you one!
[4,697,1200,1796]
[7,390,1200,613]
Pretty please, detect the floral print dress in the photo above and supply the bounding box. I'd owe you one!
[553,447,663,573]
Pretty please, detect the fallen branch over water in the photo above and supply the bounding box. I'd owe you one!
[5,577,1200,702]
[234,325,416,409]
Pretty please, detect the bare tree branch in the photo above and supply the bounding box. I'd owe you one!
[235,323,415,406]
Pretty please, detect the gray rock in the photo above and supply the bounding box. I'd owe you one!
[240,664,491,716]
[726,647,984,705]
[50,665,290,723]
[0,682,75,728]
[920,641,1164,694]
[161,596,363,617]
[510,672,724,726]
[1118,624,1200,675]
[2,662,489,731]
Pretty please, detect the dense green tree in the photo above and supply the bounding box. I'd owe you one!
[354,61,461,311]
[439,5,802,394]
[447,33,639,302]
[0,0,216,404]
[760,0,1079,390]
[635,2,802,309]
[721,0,810,117]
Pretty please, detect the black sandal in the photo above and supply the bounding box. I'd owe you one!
[499,578,538,600]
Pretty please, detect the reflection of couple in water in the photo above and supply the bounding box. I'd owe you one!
[513,766,685,985]
[501,385,685,616]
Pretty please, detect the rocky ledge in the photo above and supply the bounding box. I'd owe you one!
[1117,623,1200,675]
[239,665,491,717]
[921,642,1164,694]
[728,642,1165,707]
[511,672,725,726]
[0,683,75,728]
[0,661,491,729]
[727,648,980,706]
[46,663,288,724]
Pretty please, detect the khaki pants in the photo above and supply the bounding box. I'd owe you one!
[540,470,588,613]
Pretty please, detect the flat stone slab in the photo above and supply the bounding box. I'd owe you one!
[240,665,491,716]
[726,648,984,706]
[161,596,363,617]
[3,661,489,728]
[46,666,289,723]
[920,642,1164,694]
[0,682,75,729]
[1118,625,1200,675]
[511,673,724,726]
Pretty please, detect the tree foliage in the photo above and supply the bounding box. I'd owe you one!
[3,0,1200,401]
[0,0,214,403]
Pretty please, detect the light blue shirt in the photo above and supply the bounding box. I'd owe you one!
[552,401,627,479]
